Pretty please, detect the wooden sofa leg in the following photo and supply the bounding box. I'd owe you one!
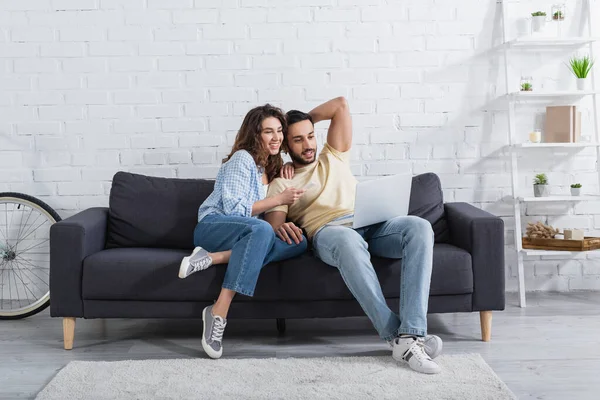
[63,317,76,350]
[479,311,492,342]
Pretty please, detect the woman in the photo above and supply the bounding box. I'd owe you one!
[179,104,307,360]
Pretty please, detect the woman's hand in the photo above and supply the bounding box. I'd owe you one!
[280,162,295,180]
[277,187,305,206]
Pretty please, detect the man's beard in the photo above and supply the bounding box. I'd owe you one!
[289,148,316,166]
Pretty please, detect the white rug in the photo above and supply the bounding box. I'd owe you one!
[36,354,515,400]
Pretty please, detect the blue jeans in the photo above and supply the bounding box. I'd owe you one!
[312,215,434,340]
[194,214,307,297]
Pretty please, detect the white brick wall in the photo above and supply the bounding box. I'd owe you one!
[1,0,599,292]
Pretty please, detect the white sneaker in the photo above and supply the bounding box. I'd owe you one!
[387,334,443,359]
[392,336,441,374]
[178,247,213,279]
[421,335,443,359]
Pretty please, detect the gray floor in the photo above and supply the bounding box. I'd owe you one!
[1,292,599,400]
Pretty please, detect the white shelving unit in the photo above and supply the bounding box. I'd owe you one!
[518,194,600,202]
[514,142,599,148]
[508,37,600,47]
[501,0,600,307]
[509,90,599,98]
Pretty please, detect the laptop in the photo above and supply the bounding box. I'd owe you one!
[326,173,413,229]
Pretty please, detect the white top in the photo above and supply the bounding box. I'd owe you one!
[262,184,269,199]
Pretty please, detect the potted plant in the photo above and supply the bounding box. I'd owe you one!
[531,11,546,32]
[570,183,582,196]
[520,82,533,91]
[567,55,595,90]
[533,173,549,197]
[552,10,564,20]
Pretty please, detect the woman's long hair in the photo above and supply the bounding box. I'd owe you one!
[223,104,286,183]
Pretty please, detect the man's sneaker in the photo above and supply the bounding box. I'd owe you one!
[202,305,227,359]
[392,336,441,374]
[421,335,443,359]
[387,334,443,359]
[178,247,213,279]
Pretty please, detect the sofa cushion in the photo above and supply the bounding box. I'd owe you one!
[408,172,450,243]
[106,172,214,249]
[82,244,472,302]
[428,243,473,296]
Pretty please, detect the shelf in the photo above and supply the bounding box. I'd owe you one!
[509,91,598,99]
[518,195,600,202]
[521,248,600,256]
[508,37,600,48]
[514,142,599,148]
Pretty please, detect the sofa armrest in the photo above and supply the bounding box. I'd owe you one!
[444,202,505,311]
[50,207,108,317]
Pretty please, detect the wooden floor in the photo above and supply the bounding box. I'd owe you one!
[1,292,599,400]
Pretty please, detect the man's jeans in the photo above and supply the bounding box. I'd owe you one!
[312,215,434,340]
[194,214,307,297]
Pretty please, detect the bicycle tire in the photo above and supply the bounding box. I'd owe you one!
[0,192,61,320]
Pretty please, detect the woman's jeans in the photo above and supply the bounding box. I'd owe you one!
[312,215,434,340]
[194,214,307,297]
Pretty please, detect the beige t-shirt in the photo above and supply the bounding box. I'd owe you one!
[266,143,357,239]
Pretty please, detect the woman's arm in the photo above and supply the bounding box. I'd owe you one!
[253,186,305,216]
[252,196,282,216]
[220,151,303,217]
[220,151,255,218]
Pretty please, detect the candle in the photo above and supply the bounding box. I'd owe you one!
[529,130,541,143]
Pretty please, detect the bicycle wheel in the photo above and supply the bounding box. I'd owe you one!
[0,192,61,319]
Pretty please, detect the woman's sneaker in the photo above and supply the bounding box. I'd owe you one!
[178,247,213,279]
[392,336,441,374]
[202,305,227,359]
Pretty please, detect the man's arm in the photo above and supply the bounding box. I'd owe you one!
[264,211,287,231]
[264,211,303,245]
[308,96,352,153]
[264,179,304,244]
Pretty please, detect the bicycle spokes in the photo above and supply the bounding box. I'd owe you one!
[1,199,54,316]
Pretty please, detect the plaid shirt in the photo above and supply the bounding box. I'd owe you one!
[198,150,264,222]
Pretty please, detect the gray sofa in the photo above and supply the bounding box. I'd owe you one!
[50,171,505,350]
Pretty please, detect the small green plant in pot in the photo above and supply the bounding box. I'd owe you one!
[567,55,595,90]
[552,10,564,20]
[531,11,546,32]
[570,183,582,196]
[520,82,533,91]
[533,173,549,197]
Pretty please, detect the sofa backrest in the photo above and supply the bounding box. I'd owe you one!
[106,172,215,249]
[408,172,449,243]
[106,171,448,249]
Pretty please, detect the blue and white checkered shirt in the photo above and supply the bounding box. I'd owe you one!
[197,150,265,222]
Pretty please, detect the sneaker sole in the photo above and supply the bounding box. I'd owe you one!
[202,307,223,360]
[178,247,202,279]
[410,362,441,374]
[392,355,441,375]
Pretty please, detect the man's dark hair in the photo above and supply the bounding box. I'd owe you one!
[286,110,313,127]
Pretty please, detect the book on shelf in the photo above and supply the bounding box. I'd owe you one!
[544,105,581,143]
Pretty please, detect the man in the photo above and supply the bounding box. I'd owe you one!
[264,97,442,374]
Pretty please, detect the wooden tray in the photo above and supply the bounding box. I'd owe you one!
[522,236,600,251]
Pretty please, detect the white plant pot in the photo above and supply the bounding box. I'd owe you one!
[533,184,549,197]
[577,78,587,91]
[571,187,581,196]
[532,16,546,32]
